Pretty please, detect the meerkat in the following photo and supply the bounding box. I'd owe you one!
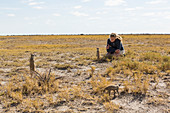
[103,84,121,97]
[30,54,35,76]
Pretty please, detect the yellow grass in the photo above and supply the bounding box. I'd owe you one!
[0,34,169,112]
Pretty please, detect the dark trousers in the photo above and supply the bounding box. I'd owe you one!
[107,47,116,54]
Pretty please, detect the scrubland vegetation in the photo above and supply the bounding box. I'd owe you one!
[0,34,169,112]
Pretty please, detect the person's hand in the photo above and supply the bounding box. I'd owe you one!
[106,45,110,49]
[115,49,120,53]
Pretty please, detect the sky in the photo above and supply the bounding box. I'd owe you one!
[0,0,170,35]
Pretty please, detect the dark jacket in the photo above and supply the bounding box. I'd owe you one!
[107,38,124,50]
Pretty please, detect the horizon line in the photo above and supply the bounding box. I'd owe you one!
[1,33,170,36]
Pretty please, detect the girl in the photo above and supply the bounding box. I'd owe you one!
[106,33,125,56]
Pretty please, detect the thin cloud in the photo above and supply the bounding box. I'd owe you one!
[24,17,37,20]
[33,6,43,9]
[96,11,107,14]
[0,8,20,10]
[143,12,155,16]
[28,0,34,2]
[46,19,56,25]
[142,11,170,19]
[165,15,170,19]
[74,5,82,9]
[28,2,45,6]
[105,0,126,6]
[146,0,167,4]
[28,22,33,24]
[53,13,61,16]
[21,0,45,9]
[125,7,143,11]
[82,0,91,2]
[21,0,34,3]
[88,17,101,20]
[71,11,88,16]
[7,14,15,17]
[29,2,38,5]
[125,8,136,11]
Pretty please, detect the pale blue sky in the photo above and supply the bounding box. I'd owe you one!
[0,0,170,35]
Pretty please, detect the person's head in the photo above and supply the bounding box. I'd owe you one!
[110,33,117,42]
[110,33,122,42]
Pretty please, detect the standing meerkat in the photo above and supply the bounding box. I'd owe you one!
[103,84,121,97]
[30,54,35,76]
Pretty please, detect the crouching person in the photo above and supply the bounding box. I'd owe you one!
[106,33,125,57]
